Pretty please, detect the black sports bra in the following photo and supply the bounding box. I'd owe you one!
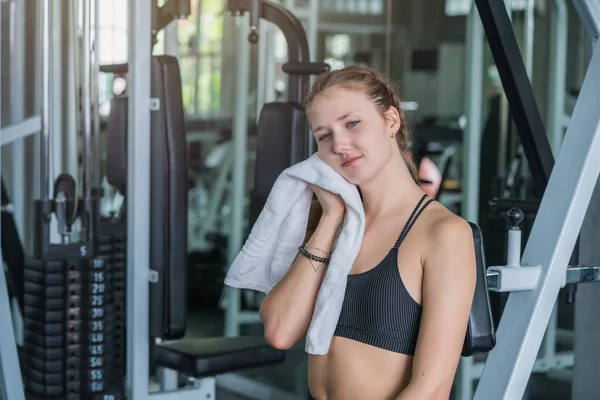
[333,194,434,355]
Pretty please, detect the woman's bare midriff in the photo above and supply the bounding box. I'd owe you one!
[307,336,413,400]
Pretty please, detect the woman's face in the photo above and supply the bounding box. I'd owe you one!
[308,86,399,185]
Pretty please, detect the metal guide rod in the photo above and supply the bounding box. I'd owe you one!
[462,5,484,224]
[224,14,251,338]
[126,0,152,397]
[40,0,51,200]
[0,5,26,400]
[82,0,93,198]
[8,0,27,240]
[456,10,484,394]
[524,0,535,77]
[474,38,600,399]
[1,117,42,147]
[547,0,568,155]
[92,0,101,190]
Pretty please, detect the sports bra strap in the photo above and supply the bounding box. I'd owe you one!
[393,194,435,249]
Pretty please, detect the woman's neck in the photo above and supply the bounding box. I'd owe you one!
[359,156,424,220]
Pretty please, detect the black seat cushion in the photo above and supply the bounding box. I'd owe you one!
[153,336,285,378]
[462,222,496,356]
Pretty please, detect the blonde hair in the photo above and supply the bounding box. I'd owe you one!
[303,65,418,181]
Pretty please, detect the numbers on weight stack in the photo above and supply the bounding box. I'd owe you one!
[87,257,107,393]
[22,250,125,400]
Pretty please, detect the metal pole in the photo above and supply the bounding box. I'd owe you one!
[8,0,26,241]
[40,0,52,200]
[542,0,567,366]
[547,0,568,155]
[8,0,27,347]
[224,14,251,338]
[91,0,100,190]
[456,6,484,400]
[51,0,63,182]
[82,0,93,198]
[307,0,319,156]
[0,4,27,400]
[524,0,535,77]
[66,0,79,180]
[126,0,152,397]
[462,4,485,224]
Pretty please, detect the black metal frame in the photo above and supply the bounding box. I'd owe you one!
[474,0,555,194]
[474,0,580,301]
[227,0,314,104]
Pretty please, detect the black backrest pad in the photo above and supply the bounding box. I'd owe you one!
[104,56,188,339]
[106,96,128,194]
[250,102,307,224]
[462,222,496,356]
[149,55,188,339]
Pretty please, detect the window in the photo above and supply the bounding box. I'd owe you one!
[98,0,128,116]
[177,0,225,117]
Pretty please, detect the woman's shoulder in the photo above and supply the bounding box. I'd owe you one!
[421,201,475,257]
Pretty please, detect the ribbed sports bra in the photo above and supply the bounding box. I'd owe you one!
[333,194,434,356]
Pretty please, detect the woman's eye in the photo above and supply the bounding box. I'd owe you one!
[318,132,331,141]
[347,120,360,128]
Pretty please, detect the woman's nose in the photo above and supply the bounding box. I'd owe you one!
[332,133,351,154]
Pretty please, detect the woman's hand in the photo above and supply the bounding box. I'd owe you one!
[310,185,346,220]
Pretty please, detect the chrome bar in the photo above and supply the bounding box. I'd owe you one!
[486,265,600,290]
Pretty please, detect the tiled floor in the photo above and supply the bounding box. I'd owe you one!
[184,304,574,400]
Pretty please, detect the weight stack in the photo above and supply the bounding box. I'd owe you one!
[22,237,126,400]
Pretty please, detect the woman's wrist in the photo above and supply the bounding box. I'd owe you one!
[319,212,344,229]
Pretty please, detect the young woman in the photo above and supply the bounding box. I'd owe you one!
[258,66,476,400]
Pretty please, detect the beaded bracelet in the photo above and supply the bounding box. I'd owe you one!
[297,245,331,265]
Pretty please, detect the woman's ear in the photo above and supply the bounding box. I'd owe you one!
[384,106,401,134]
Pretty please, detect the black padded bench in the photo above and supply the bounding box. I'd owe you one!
[153,336,285,379]
[105,55,285,397]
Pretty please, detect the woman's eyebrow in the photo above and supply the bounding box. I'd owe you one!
[313,112,359,132]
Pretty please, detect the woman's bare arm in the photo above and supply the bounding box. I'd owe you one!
[259,201,343,349]
[397,215,476,399]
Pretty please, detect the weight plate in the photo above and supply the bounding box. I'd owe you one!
[24,318,111,338]
[25,282,113,298]
[25,379,124,399]
[24,293,110,310]
[25,329,111,348]
[24,269,113,287]
[26,343,110,361]
[24,305,113,324]
[25,354,116,373]
[25,258,112,273]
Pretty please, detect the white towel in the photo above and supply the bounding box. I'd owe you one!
[224,152,365,355]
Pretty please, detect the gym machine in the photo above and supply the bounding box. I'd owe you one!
[14,0,127,397]
[0,1,283,399]
[117,0,287,399]
[221,0,330,338]
[468,0,600,399]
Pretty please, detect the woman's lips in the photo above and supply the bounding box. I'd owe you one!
[342,156,362,167]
